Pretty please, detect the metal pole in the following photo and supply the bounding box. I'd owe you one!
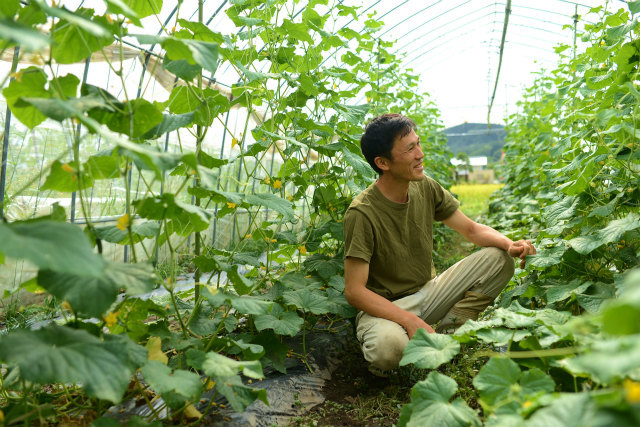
[487,0,512,124]
[69,56,91,223]
[573,5,578,60]
[211,108,232,246]
[0,47,20,220]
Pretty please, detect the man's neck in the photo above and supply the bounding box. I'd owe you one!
[375,174,410,203]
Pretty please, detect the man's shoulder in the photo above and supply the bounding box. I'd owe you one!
[347,182,378,210]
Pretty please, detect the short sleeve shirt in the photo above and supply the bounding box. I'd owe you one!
[343,176,459,300]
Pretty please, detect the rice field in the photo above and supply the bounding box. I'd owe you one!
[451,183,503,219]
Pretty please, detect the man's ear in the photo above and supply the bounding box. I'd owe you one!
[374,156,390,172]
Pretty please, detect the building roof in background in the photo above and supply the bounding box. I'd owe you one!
[451,156,488,167]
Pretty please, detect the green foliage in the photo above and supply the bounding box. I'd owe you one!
[447,6,640,426]
[400,330,460,370]
[0,326,142,403]
[398,372,481,427]
[0,0,452,424]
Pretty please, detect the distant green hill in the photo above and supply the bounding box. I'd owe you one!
[443,123,506,162]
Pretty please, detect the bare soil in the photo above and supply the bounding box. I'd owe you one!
[288,337,413,427]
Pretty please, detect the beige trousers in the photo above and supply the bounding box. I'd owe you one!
[356,247,515,371]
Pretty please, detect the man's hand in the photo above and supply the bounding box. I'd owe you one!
[401,313,435,339]
[508,239,536,268]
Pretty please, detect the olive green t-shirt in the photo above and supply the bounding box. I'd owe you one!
[343,176,459,300]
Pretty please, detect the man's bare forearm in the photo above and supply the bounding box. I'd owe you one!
[465,223,513,251]
[345,284,414,325]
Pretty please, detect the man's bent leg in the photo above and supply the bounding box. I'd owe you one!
[356,312,409,373]
[418,247,514,332]
[355,291,425,373]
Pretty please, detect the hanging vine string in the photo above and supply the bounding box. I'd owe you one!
[487,0,511,124]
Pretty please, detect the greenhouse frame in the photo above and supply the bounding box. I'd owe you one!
[0,0,639,425]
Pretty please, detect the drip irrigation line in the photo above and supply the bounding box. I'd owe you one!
[487,0,512,124]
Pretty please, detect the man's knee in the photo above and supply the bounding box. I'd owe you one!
[362,327,409,371]
[480,247,515,296]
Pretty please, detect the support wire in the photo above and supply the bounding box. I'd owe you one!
[487,0,511,124]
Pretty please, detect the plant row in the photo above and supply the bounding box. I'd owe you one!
[398,4,640,426]
[0,0,454,425]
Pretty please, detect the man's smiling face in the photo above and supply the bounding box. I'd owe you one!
[381,129,425,182]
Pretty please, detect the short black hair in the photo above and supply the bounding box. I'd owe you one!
[360,114,416,175]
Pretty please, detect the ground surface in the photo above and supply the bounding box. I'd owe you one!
[288,337,411,427]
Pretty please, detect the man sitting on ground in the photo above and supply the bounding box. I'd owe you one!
[343,113,536,375]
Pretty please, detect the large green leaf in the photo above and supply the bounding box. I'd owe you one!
[94,220,160,244]
[543,196,578,225]
[245,193,294,220]
[0,220,104,277]
[41,160,94,192]
[523,393,596,427]
[400,330,460,369]
[0,0,19,17]
[215,375,269,413]
[545,279,591,304]
[0,17,50,51]
[125,0,162,18]
[34,1,110,37]
[227,265,254,295]
[282,289,331,314]
[89,98,164,138]
[601,270,640,335]
[201,351,263,380]
[474,328,531,346]
[19,94,111,123]
[235,62,281,83]
[50,8,113,64]
[105,261,157,295]
[85,153,122,180]
[277,19,313,43]
[141,361,202,408]
[333,102,369,125]
[104,0,141,25]
[37,269,118,317]
[559,336,640,384]
[0,326,132,403]
[143,112,194,139]
[134,193,212,231]
[473,358,521,408]
[204,289,272,315]
[527,245,566,268]
[342,147,375,178]
[37,261,155,317]
[398,372,481,427]
[116,141,183,179]
[473,358,554,415]
[253,303,303,336]
[2,66,50,128]
[568,213,640,255]
[135,34,218,74]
